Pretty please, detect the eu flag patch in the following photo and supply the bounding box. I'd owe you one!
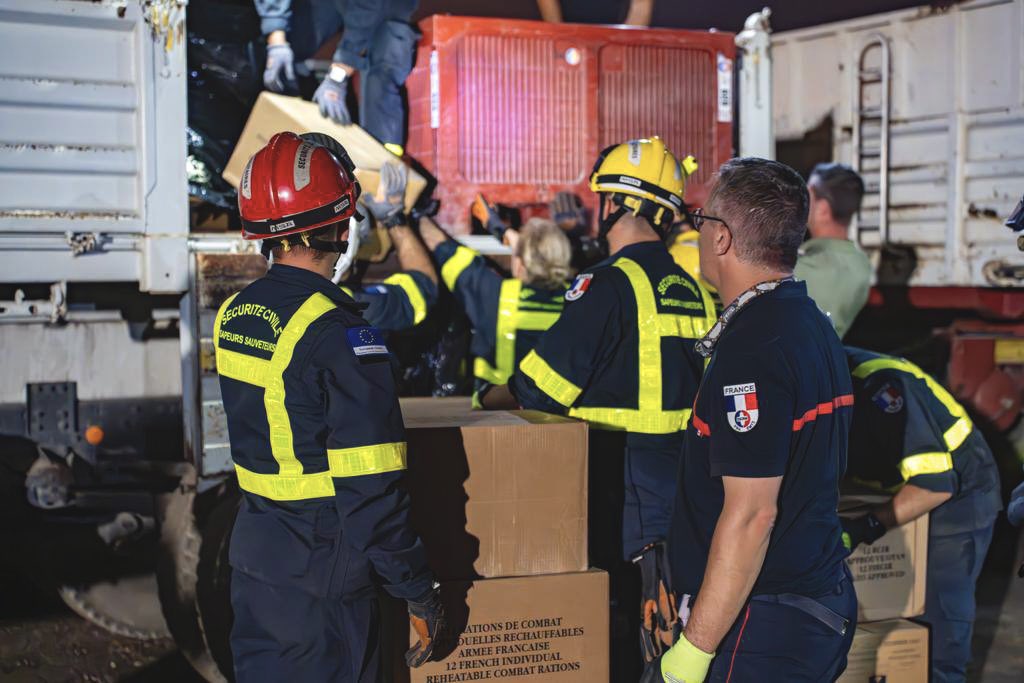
[347,326,388,357]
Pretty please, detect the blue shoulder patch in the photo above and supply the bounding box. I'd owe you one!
[364,284,389,295]
[347,326,388,357]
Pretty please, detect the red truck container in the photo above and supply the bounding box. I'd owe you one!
[406,16,736,233]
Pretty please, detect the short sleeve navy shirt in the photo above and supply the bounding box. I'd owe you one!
[669,280,853,598]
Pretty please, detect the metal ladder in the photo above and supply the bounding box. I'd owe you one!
[851,34,892,246]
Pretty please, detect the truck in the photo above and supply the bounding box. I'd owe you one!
[0,1,1020,681]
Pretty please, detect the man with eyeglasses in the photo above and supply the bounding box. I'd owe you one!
[648,158,857,682]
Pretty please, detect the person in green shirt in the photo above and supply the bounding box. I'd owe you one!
[794,163,873,338]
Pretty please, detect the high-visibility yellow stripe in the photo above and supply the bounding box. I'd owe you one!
[264,293,336,476]
[569,406,692,433]
[233,463,335,501]
[852,357,974,452]
[899,451,954,480]
[520,349,582,407]
[327,441,407,477]
[657,313,711,339]
[474,279,561,387]
[216,348,271,386]
[339,285,354,297]
[383,272,428,325]
[616,258,661,416]
[441,245,478,291]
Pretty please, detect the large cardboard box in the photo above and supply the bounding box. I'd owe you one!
[401,398,588,581]
[223,92,428,211]
[838,619,929,683]
[840,494,929,622]
[402,570,609,683]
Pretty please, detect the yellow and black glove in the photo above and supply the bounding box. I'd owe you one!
[641,633,715,683]
[634,541,680,662]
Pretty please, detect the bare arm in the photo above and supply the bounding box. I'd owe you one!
[624,0,655,26]
[536,0,563,23]
[418,216,451,253]
[479,384,518,411]
[873,483,951,530]
[684,475,781,653]
[391,225,437,286]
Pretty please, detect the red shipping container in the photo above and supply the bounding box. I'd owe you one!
[406,15,736,234]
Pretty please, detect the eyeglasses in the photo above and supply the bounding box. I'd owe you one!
[690,207,730,232]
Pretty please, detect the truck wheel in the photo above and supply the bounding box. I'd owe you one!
[157,482,237,683]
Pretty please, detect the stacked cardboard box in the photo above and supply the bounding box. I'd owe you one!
[839,492,931,681]
[396,398,608,682]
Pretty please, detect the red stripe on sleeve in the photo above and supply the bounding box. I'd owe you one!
[792,394,855,431]
[693,413,711,437]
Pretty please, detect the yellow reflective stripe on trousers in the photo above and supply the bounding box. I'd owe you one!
[475,279,561,386]
[899,451,954,480]
[382,272,428,325]
[441,245,478,291]
[520,349,582,407]
[327,442,407,477]
[264,293,337,476]
[851,358,974,451]
[233,463,335,501]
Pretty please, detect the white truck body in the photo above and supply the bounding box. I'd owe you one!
[772,0,1024,287]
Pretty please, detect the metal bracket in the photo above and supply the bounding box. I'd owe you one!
[26,382,79,453]
[0,282,67,323]
[66,231,100,256]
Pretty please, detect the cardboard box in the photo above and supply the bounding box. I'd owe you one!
[838,619,929,683]
[840,494,929,622]
[223,92,428,211]
[401,397,588,581]
[403,570,609,683]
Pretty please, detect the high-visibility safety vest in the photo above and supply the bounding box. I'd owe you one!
[521,255,718,434]
[214,291,406,502]
[850,354,973,481]
[473,279,563,386]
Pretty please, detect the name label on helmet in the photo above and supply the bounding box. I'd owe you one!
[270,220,296,233]
[240,158,253,200]
[618,176,641,187]
[294,142,315,191]
[334,197,351,214]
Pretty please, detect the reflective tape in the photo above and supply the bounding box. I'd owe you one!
[234,463,335,501]
[441,245,478,291]
[383,272,428,325]
[899,452,954,480]
[520,349,582,407]
[327,441,407,477]
[851,357,974,452]
[475,279,561,387]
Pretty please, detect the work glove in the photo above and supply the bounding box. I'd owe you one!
[841,513,887,553]
[406,584,446,668]
[634,542,680,662]
[550,191,586,232]
[361,161,408,227]
[314,71,352,125]
[263,42,297,93]
[472,193,508,241]
[640,633,715,683]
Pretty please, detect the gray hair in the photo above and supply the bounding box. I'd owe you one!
[516,217,573,288]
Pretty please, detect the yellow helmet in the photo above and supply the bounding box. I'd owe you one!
[668,229,716,294]
[589,136,698,229]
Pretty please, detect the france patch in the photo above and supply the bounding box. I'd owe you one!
[723,382,758,432]
[347,326,388,357]
[872,383,904,414]
[565,273,593,302]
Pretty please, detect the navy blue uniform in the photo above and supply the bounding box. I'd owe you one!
[670,279,856,682]
[509,240,715,679]
[434,239,565,402]
[215,264,432,682]
[343,268,436,332]
[846,347,1001,683]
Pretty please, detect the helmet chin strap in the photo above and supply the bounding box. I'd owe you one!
[332,218,361,284]
[597,193,628,241]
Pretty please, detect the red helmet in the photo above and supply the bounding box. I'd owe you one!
[238,131,361,241]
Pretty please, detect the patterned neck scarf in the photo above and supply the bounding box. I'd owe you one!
[695,277,796,358]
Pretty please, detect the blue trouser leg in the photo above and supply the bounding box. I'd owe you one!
[230,570,381,683]
[917,524,994,683]
[359,20,418,146]
[285,0,345,63]
[705,568,858,682]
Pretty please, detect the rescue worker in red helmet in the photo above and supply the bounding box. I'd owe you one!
[219,131,444,681]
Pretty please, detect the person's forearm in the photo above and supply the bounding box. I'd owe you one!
[391,225,437,286]
[536,0,563,23]
[873,483,951,529]
[419,216,451,252]
[684,501,775,652]
[624,0,655,26]
[480,384,518,410]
